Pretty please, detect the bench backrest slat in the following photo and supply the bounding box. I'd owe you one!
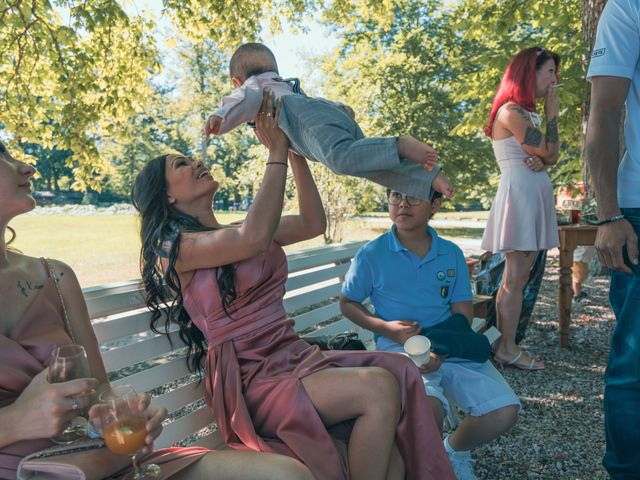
[155,382,205,415]
[93,310,154,343]
[285,262,351,292]
[284,283,343,313]
[86,288,147,318]
[101,331,181,372]
[156,407,218,449]
[111,357,192,392]
[292,301,341,333]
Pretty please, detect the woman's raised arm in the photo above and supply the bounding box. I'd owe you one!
[274,152,327,246]
[173,91,291,275]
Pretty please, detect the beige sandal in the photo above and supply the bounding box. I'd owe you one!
[494,349,544,371]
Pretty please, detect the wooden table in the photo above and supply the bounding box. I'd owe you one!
[558,225,598,347]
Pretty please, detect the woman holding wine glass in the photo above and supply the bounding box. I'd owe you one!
[0,139,313,480]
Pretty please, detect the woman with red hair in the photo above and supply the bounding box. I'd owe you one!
[481,47,561,371]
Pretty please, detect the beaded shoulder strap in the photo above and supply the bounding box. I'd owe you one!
[40,258,77,344]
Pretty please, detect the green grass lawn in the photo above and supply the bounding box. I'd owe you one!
[11,212,484,287]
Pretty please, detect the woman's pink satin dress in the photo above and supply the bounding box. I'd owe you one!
[0,274,208,480]
[183,242,455,479]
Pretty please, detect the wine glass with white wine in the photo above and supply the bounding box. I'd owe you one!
[48,344,92,443]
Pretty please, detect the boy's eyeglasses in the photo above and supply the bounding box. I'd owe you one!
[388,191,424,206]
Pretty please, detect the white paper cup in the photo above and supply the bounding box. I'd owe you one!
[403,335,431,367]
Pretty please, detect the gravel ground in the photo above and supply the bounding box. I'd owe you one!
[473,256,612,480]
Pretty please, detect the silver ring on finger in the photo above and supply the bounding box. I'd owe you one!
[71,397,79,411]
[266,112,273,117]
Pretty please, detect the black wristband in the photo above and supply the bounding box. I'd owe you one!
[266,162,288,167]
[586,214,625,226]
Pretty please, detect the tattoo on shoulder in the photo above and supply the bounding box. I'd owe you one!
[506,104,532,123]
[523,127,543,147]
[17,280,44,298]
[546,116,559,144]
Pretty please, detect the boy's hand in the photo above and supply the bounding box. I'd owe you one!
[385,320,421,346]
[204,115,223,137]
[419,353,447,374]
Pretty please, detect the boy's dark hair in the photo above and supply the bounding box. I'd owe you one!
[0,140,7,155]
[229,43,278,81]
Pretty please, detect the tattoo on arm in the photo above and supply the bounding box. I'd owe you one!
[523,127,543,147]
[17,280,44,297]
[546,116,559,144]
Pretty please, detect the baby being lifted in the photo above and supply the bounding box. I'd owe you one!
[205,42,453,200]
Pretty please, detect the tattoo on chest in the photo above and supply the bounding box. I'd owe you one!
[523,127,542,147]
[546,116,558,144]
[17,280,44,297]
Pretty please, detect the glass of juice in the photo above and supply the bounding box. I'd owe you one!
[99,385,161,479]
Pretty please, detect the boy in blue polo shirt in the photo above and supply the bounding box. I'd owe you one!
[340,189,520,480]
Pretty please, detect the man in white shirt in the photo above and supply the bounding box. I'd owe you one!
[587,0,640,477]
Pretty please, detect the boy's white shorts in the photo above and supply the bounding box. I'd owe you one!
[381,344,522,416]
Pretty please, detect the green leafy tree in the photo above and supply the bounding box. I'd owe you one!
[20,143,73,191]
[162,0,315,46]
[1,1,159,190]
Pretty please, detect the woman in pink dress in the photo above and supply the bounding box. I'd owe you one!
[0,140,313,480]
[133,91,454,479]
[481,47,561,371]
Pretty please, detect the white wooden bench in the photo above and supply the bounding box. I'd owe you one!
[84,240,498,448]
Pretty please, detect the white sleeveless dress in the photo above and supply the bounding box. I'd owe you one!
[481,112,559,253]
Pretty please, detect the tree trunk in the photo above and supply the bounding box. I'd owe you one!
[581,0,607,197]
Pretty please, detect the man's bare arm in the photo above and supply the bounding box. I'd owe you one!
[586,76,629,219]
[586,76,638,272]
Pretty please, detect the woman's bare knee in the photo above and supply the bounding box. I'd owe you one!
[359,367,401,419]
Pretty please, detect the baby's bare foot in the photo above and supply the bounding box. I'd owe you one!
[432,171,454,198]
[397,136,437,171]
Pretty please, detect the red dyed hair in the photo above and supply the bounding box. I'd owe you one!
[484,47,560,137]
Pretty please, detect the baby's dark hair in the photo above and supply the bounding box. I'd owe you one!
[0,140,8,156]
[229,43,278,81]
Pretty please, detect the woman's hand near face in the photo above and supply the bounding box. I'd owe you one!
[254,89,289,155]
[544,84,560,118]
[2,369,98,443]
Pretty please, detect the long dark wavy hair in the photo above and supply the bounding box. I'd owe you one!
[131,154,237,374]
